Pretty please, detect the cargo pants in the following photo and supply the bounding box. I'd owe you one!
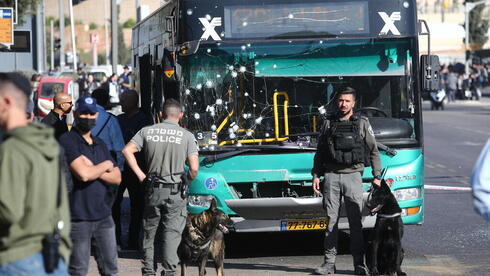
[322,171,365,266]
[141,185,187,276]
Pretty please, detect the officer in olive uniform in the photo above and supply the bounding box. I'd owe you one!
[312,87,382,275]
[123,99,199,276]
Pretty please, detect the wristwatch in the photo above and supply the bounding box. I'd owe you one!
[374,175,382,180]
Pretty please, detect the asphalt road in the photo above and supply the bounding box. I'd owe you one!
[89,91,490,276]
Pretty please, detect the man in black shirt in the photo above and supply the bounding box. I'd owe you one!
[59,96,121,275]
[113,90,153,249]
[41,92,72,140]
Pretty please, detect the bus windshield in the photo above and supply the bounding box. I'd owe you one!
[179,38,418,149]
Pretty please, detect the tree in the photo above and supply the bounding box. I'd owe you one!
[46,16,70,27]
[122,18,136,29]
[0,0,40,25]
[466,0,489,47]
[98,53,107,65]
[118,24,131,66]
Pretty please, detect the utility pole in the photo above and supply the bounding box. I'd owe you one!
[111,0,118,74]
[42,0,47,71]
[136,0,142,23]
[59,0,65,69]
[68,0,77,70]
[35,0,46,73]
[50,20,54,70]
[464,0,490,73]
[105,0,110,65]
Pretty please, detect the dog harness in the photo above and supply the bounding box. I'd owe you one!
[183,219,213,261]
[377,212,402,218]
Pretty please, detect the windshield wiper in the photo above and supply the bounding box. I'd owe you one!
[377,142,397,156]
[201,149,259,165]
[201,144,318,165]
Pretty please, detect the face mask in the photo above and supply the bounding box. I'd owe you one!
[75,117,96,133]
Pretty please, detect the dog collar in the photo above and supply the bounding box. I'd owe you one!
[377,212,401,218]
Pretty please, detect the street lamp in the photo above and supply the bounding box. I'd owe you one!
[464,0,490,73]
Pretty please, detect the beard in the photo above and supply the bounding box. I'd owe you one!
[338,107,352,116]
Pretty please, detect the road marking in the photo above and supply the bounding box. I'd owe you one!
[461,141,486,146]
[425,185,471,191]
[450,126,490,136]
[434,163,446,169]
[404,255,474,275]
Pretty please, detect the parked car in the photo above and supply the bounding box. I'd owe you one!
[85,65,125,82]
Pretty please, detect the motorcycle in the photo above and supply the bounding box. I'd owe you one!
[430,89,446,110]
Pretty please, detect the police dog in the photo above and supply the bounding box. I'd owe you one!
[178,199,233,276]
[365,180,407,276]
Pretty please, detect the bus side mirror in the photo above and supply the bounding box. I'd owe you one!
[420,54,441,92]
[178,40,200,56]
[165,16,175,33]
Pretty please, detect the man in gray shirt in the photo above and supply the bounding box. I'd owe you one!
[123,99,199,276]
[312,87,381,275]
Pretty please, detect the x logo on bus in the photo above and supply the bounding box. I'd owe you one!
[378,12,401,36]
[199,17,222,41]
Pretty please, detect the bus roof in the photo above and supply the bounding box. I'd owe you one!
[132,0,175,30]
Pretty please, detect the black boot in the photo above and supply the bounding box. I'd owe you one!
[353,255,369,275]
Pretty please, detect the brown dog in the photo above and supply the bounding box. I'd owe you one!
[178,199,233,276]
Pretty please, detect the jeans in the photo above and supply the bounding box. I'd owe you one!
[447,88,456,102]
[0,252,68,276]
[113,167,145,248]
[69,216,118,276]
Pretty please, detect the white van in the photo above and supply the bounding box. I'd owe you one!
[85,65,125,82]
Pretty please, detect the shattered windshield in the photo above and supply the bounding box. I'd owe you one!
[179,39,418,149]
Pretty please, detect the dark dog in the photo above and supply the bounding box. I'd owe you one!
[178,199,233,276]
[365,180,406,276]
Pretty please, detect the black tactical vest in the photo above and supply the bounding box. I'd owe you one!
[321,115,366,166]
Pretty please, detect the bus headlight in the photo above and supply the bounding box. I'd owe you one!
[392,188,421,201]
[187,195,216,208]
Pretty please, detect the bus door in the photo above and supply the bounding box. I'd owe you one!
[139,54,152,114]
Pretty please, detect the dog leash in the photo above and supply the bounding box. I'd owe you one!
[377,212,402,218]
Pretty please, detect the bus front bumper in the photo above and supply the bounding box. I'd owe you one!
[229,215,378,232]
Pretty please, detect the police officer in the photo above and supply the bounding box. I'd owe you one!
[123,99,199,276]
[312,87,382,275]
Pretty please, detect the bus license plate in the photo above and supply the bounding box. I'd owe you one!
[280,219,328,231]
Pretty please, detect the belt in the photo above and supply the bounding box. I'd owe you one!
[153,182,181,189]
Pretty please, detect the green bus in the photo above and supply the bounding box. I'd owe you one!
[131,0,439,232]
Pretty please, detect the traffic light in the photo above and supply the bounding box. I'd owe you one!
[54,37,61,49]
